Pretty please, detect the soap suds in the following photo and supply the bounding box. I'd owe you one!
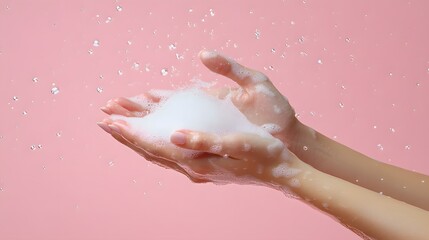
[261,123,283,134]
[255,84,275,96]
[112,87,272,156]
[288,178,300,187]
[272,163,301,178]
[267,139,284,157]
[273,105,282,114]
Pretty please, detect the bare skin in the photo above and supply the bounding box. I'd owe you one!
[98,50,429,239]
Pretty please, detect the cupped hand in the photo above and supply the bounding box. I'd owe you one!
[98,50,302,186]
[198,50,297,144]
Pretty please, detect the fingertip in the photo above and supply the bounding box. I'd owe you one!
[170,131,187,145]
[199,49,218,60]
[97,122,111,134]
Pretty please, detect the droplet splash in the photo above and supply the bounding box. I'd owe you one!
[93,40,100,47]
[51,87,60,95]
[160,68,168,76]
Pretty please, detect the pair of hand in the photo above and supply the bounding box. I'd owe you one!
[98,50,299,186]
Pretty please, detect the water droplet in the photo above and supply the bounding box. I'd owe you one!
[209,8,215,16]
[88,49,94,55]
[317,59,323,64]
[160,68,168,76]
[127,40,132,45]
[298,36,305,43]
[30,145,36,150]
[108,161,115,167]
[116,5,123,12]
[118,70,123,76]
[373,125,377,129]
[404,145,411,150]
[12,96,18,101]
[389,128,396,133]
[377,144,384,151]
[132,62,140,70]
[290,20,295,25]
[145,64,151,72]
[380,178,384,181]
[56,132,62,137]
[345,37,351,43]
[37,144,42,149]
[271,48,276,53]
[339,102,344,108]
[32,77,39,83]
[175,53,184,60]
[96,87,103,93]
[303,146,308,151]
[51,87,60,95]
[168,43,176,50]
[93,39,100,47]
[223,154,229,158]
[22,111,28,115]
[132,179,137,183]
[105,16,112,23]
[268,65,274,70]
[255,29,261,39]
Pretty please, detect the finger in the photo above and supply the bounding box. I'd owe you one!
[101,100,133,117]
[199,50,270,90]
[97,120,206,182]
[170,130,286,161]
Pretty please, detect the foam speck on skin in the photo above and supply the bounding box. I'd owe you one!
[261,123,283,134]
[255,84,275,96]
[209,144,222,153]
[273,105,282,114]
[242,143,251,152]
[267,139,284,157]
[288,178,300,187]
[272,163,301,178]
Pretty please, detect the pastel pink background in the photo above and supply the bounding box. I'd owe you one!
[1,1,428,239]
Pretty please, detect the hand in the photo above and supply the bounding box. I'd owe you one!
[98,117,300,187]
[98,50,302,186]
[198,50,298,144]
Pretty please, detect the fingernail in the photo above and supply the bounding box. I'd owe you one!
[97,122,111,134]
[199,50,217,59]
[108,122,128,135]
[100,106,111,114]
[171,131,187,145]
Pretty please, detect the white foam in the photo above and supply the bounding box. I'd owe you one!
[272,163,301,178]
[112,88,272,150]
[273,105,282,114]
[261,123,283,134]
[266,139,284,157]
[254,84,275,96]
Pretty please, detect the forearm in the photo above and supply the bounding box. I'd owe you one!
[285,120,429,211]
[281,159,429,240]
